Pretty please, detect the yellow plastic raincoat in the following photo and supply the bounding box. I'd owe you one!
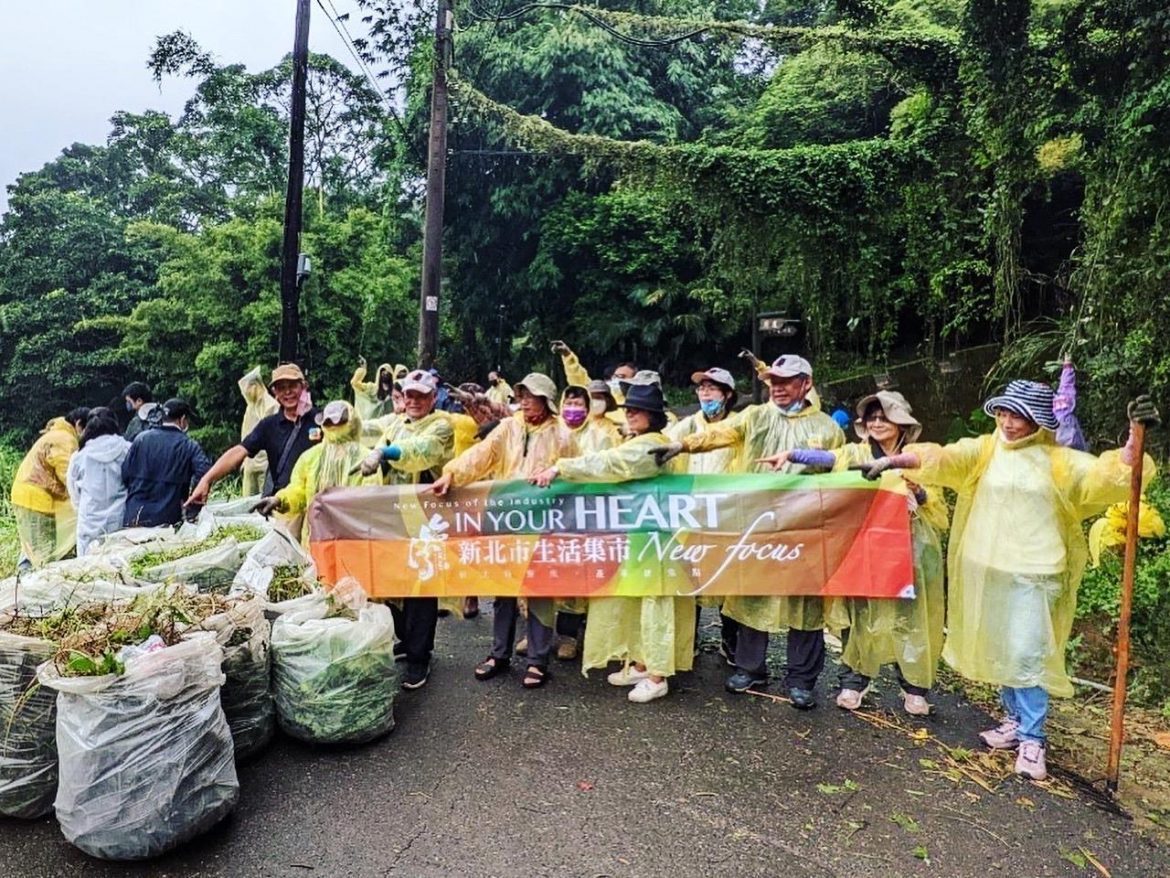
[351,362,404,421]
[557,433,695,677]
[666,411,738,475]
[1087,498,1166,567]
[486,378,513,407]
[444,412,577,626]
[238,367,279,495]
[378,411,454,486]
[823,443,948,688]
[679,399,845,632]
[275,403,378,544]
[908,430,1156,697]
[10,417,79,567]
[445,412,481,457]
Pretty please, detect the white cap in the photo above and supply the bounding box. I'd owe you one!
[691,368,736,391]
[400,369,438,395]
[765,355,813,379]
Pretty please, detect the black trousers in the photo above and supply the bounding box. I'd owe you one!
[734,625,825,689]
[491,598,554,669]
[389,598,438,669]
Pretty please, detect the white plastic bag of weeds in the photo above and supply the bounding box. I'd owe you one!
[0,561,160,616]
[38,632,239,860]
[187,595,273,760]
[231,527,317,603]
[271,587,398,744]
[0,627,57,818]
[136,538,254,593]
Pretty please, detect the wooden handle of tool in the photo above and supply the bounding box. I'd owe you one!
[1106,422,1146,793]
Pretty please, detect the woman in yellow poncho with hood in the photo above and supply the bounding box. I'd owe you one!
[238,367,279,495]
[11,408,89,568]
[531,383,693,704]
[760,390,947,717]
[855,382,1159,781]
[252,400,376,544]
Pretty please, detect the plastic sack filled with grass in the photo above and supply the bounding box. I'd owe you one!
[187,594,273,760]
[0,602,117,818]
[271,579,398,744]
[38,630,238,860]
[126,524,267,593]
[231,527,319,605]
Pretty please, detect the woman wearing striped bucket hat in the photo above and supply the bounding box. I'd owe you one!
[853,380,1160,781]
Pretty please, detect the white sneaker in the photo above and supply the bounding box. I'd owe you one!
[836,688,864,710]
[629,677,669,703]
[1015,740,1047,780]
[607,665,650,687]
[903,693,932,716]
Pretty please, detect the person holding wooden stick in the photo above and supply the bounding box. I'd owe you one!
[854,382,1159,780]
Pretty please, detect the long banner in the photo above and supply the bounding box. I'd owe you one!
[308,472,915,599]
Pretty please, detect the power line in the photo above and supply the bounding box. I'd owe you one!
[313,0,422,161]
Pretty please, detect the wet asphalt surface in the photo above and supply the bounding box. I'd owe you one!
[2,608,1168,878]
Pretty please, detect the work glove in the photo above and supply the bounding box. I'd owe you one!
[251,496,285,518]
[550,340,570,355]
[1128,395,1161,428]
[357,447,385,477]
[648,442,683,466]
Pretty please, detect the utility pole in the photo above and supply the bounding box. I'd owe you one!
[417,0,452,369]
[278,0,311,364]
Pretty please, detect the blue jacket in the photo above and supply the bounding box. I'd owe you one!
[121,425,212,527]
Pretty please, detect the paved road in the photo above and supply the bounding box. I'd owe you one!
[2,609,1167,877]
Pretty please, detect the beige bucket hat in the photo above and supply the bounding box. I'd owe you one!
[854,390,922,443]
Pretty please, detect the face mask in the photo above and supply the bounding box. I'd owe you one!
[700,400,724,419]
[489,378,499,386]
[562,409,587,428]
[589,399,608,416]
[784,401,805,414]
[125,400,135,412]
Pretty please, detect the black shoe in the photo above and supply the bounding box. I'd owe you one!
[787,686,816,710]
[725,670,768,693]
[437,608,452,618]
[402,663,430,690]
[393,642,407,663]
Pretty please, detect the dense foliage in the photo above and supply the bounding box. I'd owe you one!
[0,0,1166,458]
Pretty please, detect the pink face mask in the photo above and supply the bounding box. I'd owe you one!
[562,409,587,428]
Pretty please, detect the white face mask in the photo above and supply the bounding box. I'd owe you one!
[589,399,608,416]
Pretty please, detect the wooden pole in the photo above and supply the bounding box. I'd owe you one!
[417,0,452,370]
[278,0,311,364]
[1106,421,1146,793]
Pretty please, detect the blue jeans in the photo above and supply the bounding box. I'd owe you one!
[1001,686,1048,743]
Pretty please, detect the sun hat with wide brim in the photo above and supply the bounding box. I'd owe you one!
[515,372,559,413]
[854,391,922,443]
[983,380,1058,431]
[586,378,617,412]
[315,400,352,427]
[618,383,667,414]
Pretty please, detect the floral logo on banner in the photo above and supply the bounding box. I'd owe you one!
[408,513,451,582]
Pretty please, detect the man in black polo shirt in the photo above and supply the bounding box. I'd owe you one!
[185,363,321,506]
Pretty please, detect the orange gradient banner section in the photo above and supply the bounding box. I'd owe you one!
[308,472,915,599]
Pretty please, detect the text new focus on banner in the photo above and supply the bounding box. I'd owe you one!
[308,472,915,599]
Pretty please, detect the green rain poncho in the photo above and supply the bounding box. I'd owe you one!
[823,443,948,689]
[557,433,695,677]
[377,411,454,486]
[275,402,378,544]
[908,430,1156,697]
[679,398,845,632]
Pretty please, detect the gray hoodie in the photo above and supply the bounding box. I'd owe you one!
[67,433,132,555]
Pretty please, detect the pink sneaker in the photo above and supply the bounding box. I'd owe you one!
[979,718,1020,750]
[1015,740,1047,780]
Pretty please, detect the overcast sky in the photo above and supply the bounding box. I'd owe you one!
[0,0,370,216]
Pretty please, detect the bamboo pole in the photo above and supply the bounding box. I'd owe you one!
[1106,421,1146,794]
